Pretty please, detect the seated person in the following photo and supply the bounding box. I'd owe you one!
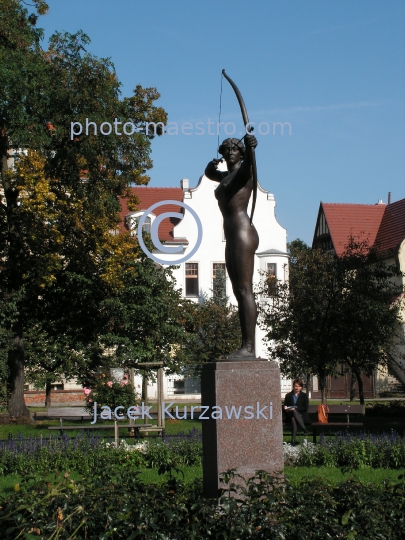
[283,378,310,445]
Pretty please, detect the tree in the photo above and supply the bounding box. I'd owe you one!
[0,1,167,416]
[184,274,242,376]
[258,239,403,404]
[98,254,192,374]
[258,240,342,403]
[333,238,403,403]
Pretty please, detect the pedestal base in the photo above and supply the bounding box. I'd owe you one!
[201,360,284,498]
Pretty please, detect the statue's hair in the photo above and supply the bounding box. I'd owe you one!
[218,138,245,157]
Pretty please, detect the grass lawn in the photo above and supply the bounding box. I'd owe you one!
[0,417,203,440]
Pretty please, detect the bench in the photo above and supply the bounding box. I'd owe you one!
[307,404,365,443]
[48,422,156,440]
[44,407,165,439]
[35,407,92,421]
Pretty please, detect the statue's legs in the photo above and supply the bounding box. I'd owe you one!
[235,285,257,352]
[225,226,258,359]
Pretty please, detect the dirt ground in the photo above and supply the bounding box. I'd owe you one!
[0,412,33,425]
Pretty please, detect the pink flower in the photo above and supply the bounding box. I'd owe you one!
[107,381,113,387]
[121,380,128,386]
[123,374,128,379]
[83,387,91,396]
[88,398,93,403]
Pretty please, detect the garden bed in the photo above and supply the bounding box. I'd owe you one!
[1,429,405,537]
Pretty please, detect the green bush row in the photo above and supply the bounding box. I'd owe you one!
[1,467,404,539]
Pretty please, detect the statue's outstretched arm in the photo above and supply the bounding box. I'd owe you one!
[205,158,226,182]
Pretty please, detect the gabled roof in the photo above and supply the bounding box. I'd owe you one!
[119,187,186,242]
[375,198,405,256]
[313,202,386,256]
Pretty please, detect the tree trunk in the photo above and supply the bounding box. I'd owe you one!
[2,139,29,419]
[7,335,30,418]
[45,381,52,408]
[319,375,327,404]
[354,369,365,405]
[142,372,148,403]
[350,371,357,401]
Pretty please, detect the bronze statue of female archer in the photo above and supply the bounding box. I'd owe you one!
[205,134,258,359]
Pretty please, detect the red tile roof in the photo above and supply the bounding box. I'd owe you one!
[320,203,386,256]
[119,187,186,242]
[375,198,405,256]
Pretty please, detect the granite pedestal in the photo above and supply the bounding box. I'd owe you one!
[201,360,284,498]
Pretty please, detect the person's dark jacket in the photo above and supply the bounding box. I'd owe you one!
[283,391,311,424]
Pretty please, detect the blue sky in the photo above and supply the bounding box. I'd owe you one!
[37,0,404,244]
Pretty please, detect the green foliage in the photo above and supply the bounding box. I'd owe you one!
[184,294,241,375]
[0,468,404,538]
[100,256,190,372]
[144,434,202,468]
[212,264,227,306]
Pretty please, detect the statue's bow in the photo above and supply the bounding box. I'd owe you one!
[222,69,258,226]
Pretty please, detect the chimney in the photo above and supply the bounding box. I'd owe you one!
[388,192,391,205]
[180,178,189,191]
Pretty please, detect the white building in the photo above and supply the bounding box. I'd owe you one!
[120,168,291,400]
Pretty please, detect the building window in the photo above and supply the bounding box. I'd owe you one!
[135,215,151,236]
[266,263,277,296]
[167,377,201,395]
[140,216,151,235]
[267,263,277,277]
[213,263,226,298]
[126,214,151,236]
[312,376,318,392]
[185,263,199,296]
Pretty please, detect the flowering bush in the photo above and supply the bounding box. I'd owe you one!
[83,370,138,414]
[283,440,315,466]
[294,430,405,469]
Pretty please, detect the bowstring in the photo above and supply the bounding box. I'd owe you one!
[217,71,224,159]
[217,72,246,156]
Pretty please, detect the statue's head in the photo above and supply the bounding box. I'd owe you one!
[218,138,245,159]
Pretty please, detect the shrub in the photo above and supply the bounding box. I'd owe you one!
[365,400,405,417]
[0,469,404,538]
